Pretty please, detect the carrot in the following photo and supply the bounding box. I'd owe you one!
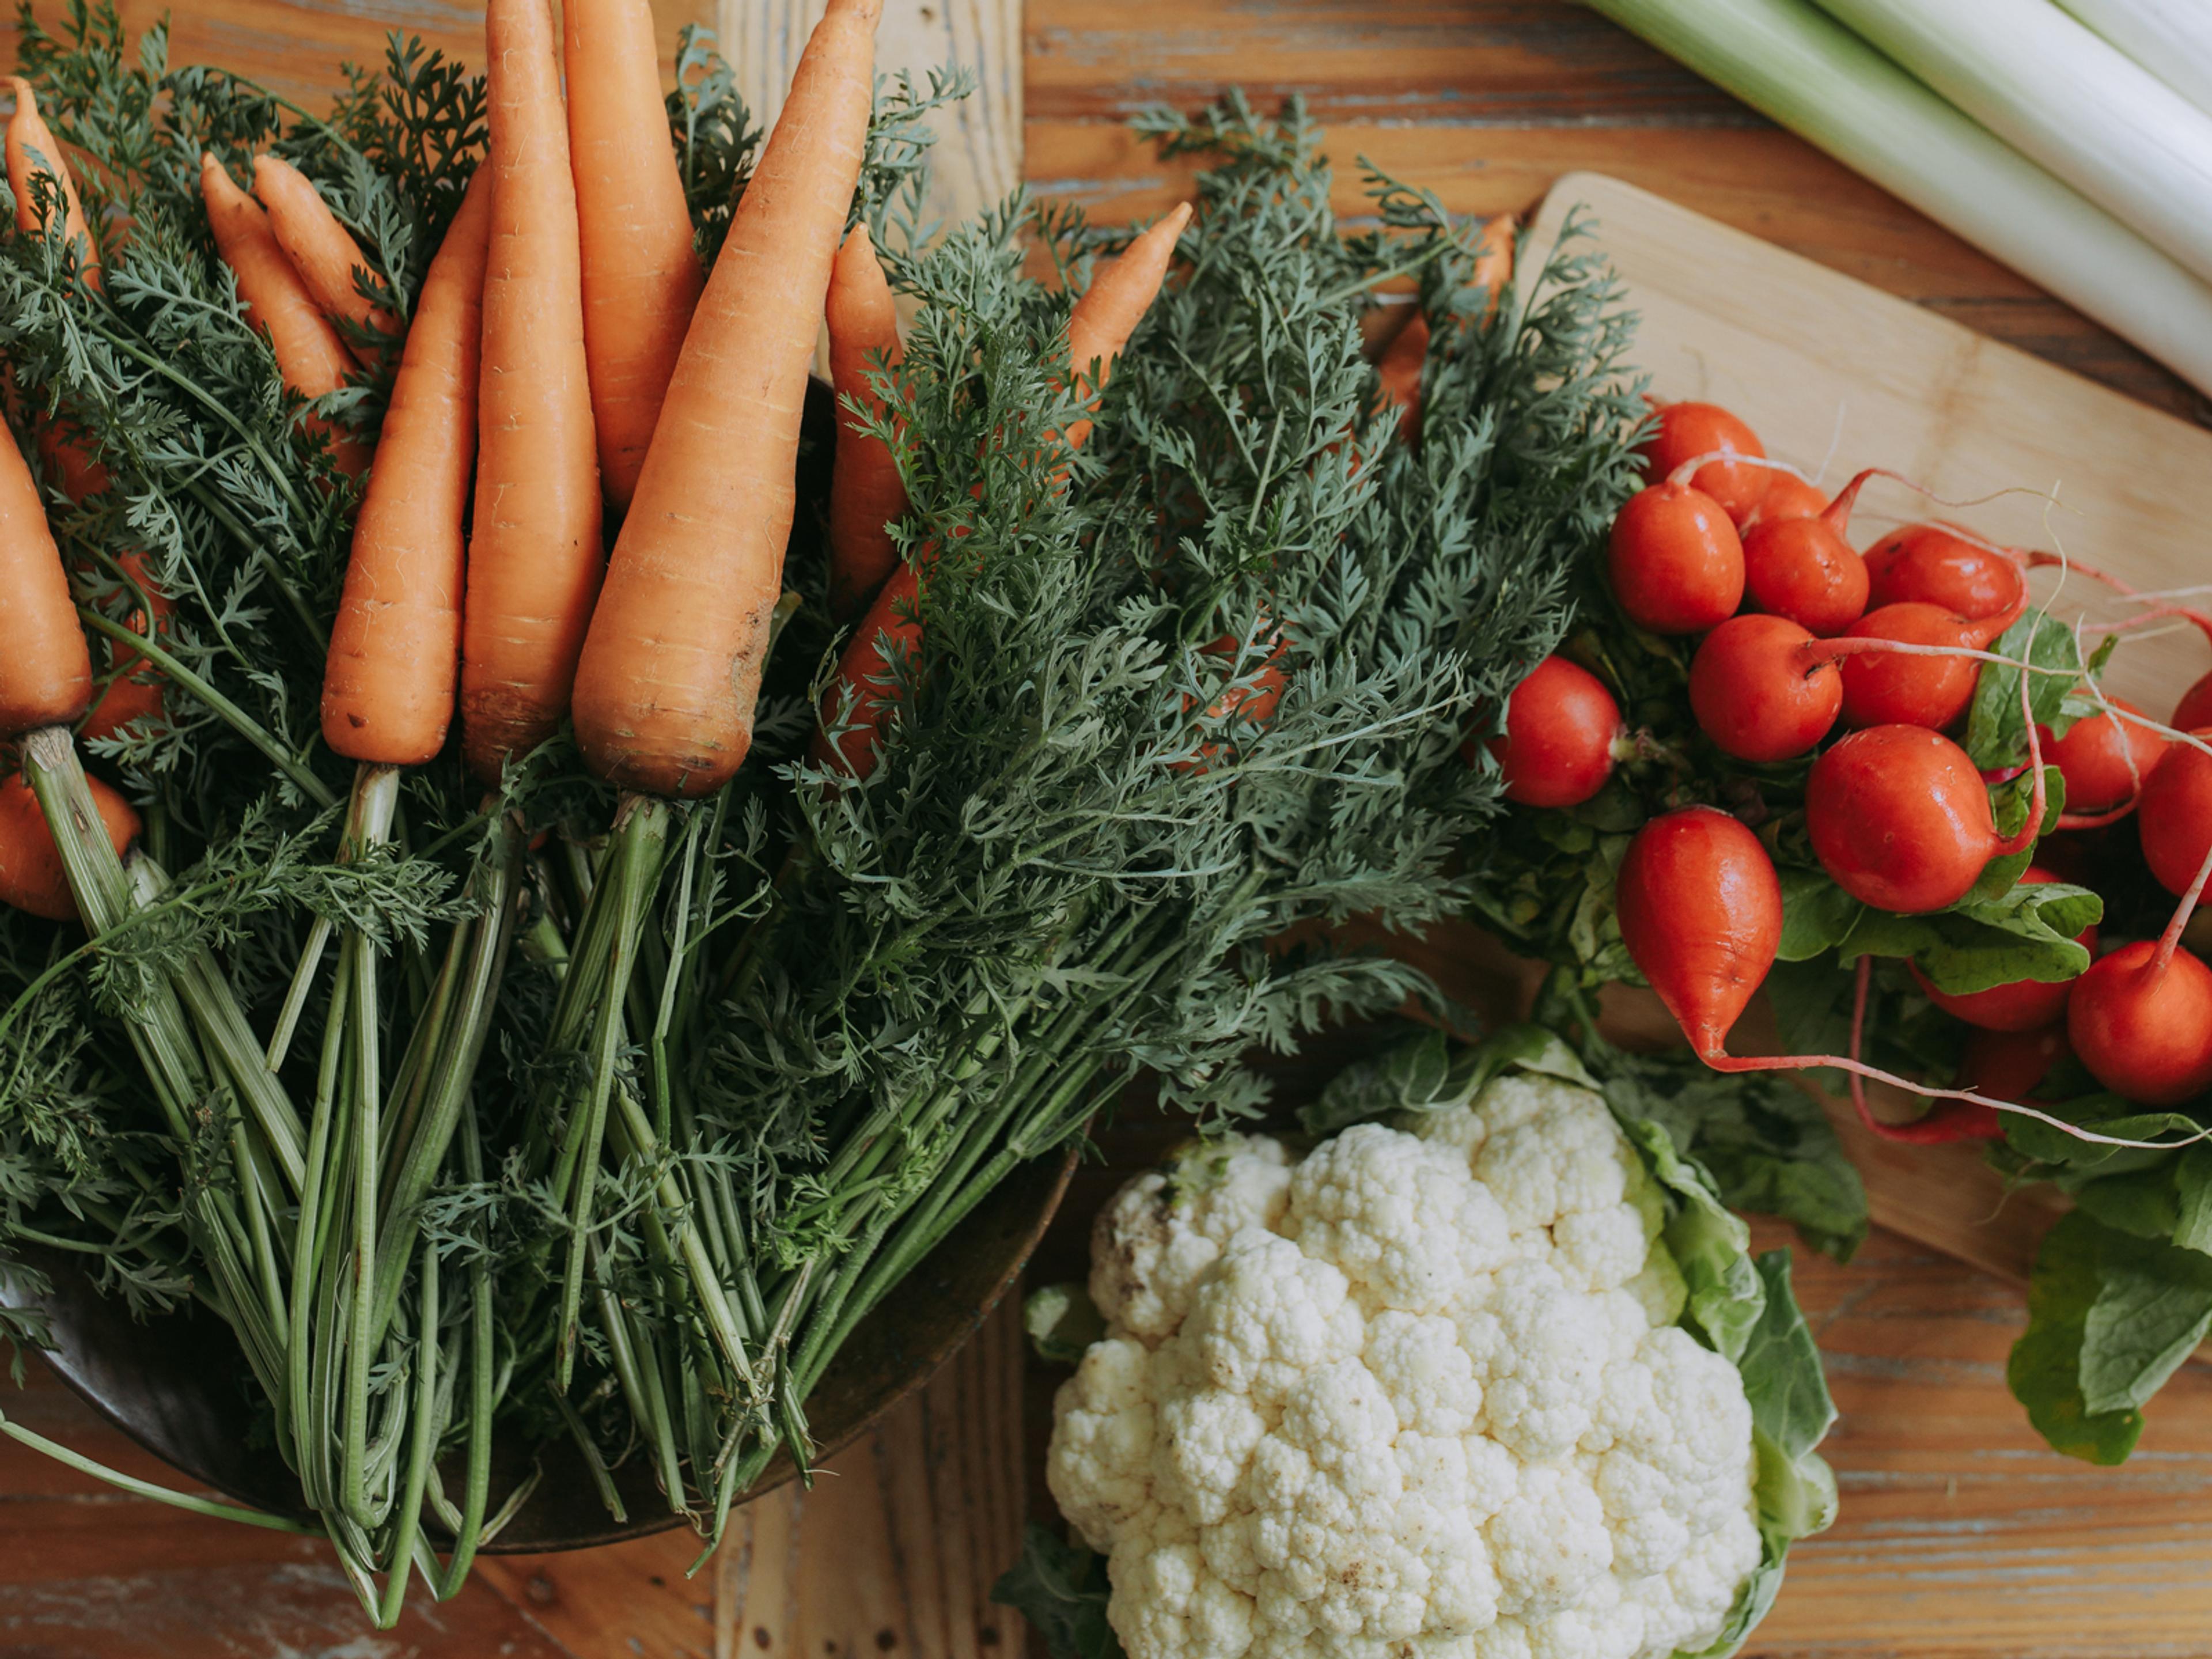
[81,548,173,744]
[0,768,137,921]
[564,0,704,513]
[200,153,369,478]
[461,0,608,782]
[1374,311,1427,442]
[322,168,493,766]
[813,201,1191,782]
[1062,202,1191,453]
[6,77,99,286]
[826,223,907,619]
[0,423,92,737]
[571,0,880,798]
[251,153,397,363]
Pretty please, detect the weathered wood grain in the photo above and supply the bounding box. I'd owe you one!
[719,0,1022,236]
[1027,0,1748,127]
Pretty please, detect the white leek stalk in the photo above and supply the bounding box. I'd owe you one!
[1813,0,2212,286]
[1585,0,2212,397]
[2056,0,2212,120]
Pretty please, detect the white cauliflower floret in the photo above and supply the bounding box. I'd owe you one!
[1048,1337,1160,1551]
[1284,1125,1513,1316]
[1046,1075,1772,1659]
[1093,1135,1297,1344]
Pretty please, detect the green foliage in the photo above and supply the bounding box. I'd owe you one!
[992,1527,1123,1659]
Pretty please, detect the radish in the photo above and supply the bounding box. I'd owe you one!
[1484,655,1623,808]
[1863,522,2024,623]
[1835,602,1992,730]
[1688,613,1842,762]
[2175,672,2212,733]
[2069,940,2212,1105]
[1637,399,1768,525]
[1741,471,1828,530]
[1805,724,2040,913]
[1961,1021,2070,1107]
[1907,865,2090,1031]
[1607,482,1744,635]
[1738,472,1870,637]
[1614,806,1782,1059]
[2137,734,2212,897]
[2037,695,2166,814]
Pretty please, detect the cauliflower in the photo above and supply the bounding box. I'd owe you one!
[1045,1072,1777,1659]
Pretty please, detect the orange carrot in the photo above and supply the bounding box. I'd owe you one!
[251,153,398,363]
[1375,310,1426,443]
[571,0,880,799]
[812,202,1191,783]
[25,413,171,743]
[0,424,91,738]
[565,0,704,513]
[825,224,906,619]
[81,548,173,744]
[1060,202,1191,452]
[6,78,99,287]
[814,562,919,778]
[460,0,607,782]
[1472,212,1515,317]
[0,768,137,921]
[200,153,369,477]
[322,168,493,766]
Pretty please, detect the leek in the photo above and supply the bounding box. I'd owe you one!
[1812,0,2212,286]
[2056,0,2212,120]
[1585,0,2212,398]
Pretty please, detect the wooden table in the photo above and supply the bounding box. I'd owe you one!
[5,3,2211,1656]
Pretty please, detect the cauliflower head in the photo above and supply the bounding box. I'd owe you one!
[1047,1074,1765,1659]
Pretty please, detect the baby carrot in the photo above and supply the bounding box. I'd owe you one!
[200,153,368,477]
[460,0,607,782]
[323,167,493,764]
[565,0,704,512]
[251,153,398,362]
[826,224,907,620]
[6,77,99,286]
[572,0,881,798]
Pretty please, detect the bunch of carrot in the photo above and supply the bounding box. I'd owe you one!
[0,0,1271,1603]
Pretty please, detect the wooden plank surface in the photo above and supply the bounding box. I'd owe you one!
[5,1,2212,1654]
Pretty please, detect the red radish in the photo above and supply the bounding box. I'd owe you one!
[2036,696,2166,813]
[1961,1022,2070,1106]
[1688,613,1842,762]
[1738,472,1870,636]
[2137,735,2212,897]
[1742,471,1827,529]
[1908,865,2092,1031]
[1615,806,1782,1059]
[1637,400,1768,525]
[2069,940,2212,1105]
[1806,724,2039,913]
[1863,522,2025,623]
[2175,672,2212,733]
[1607,482,1743,635]
[1835,602,1988,730]
[1484,656,1622,806]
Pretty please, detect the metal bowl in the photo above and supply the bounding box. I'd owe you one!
[9,1146,1073,1552]
[1,373,1074,1551]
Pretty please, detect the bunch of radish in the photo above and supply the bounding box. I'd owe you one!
[1483,397,2212,1146]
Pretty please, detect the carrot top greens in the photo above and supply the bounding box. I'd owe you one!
[0,10,1650,1618]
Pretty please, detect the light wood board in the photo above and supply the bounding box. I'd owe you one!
[1515,171,2212,1283]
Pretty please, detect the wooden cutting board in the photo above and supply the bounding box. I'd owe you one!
[1505,172,2212,1285]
